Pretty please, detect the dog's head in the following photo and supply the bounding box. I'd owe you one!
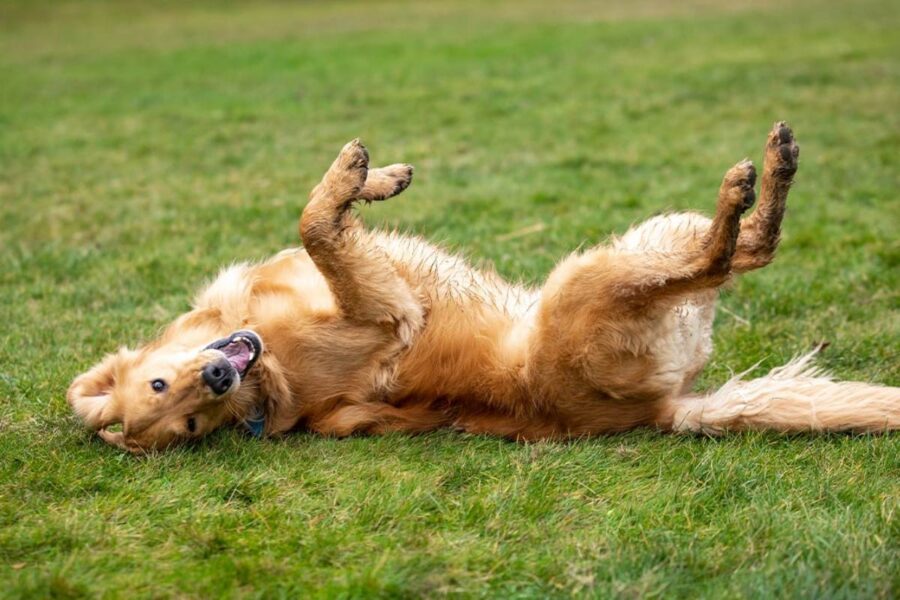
[67,330,264,453]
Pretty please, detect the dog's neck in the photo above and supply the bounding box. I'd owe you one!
[229,351,295,437]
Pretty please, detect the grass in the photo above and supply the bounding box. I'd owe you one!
[1,0,898,597]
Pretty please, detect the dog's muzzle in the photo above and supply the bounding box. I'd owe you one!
[202,330,263,393]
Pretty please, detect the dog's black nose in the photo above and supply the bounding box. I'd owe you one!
[202,359,236,395]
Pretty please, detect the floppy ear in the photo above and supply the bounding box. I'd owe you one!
[97,428,146,454]
[67,350,129,430]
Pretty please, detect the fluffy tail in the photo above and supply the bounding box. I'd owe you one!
[664,350,899,435]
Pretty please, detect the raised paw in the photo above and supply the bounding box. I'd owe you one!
[719,159,757,214]
[359,163,414,202]
[765,121,799,179]
[321,138,370,202]
[338,138,370,171]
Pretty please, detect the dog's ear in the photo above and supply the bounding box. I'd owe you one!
[97,428,145,454]
[67,348,132,430]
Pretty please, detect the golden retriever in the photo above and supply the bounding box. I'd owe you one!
[68,122,899,453]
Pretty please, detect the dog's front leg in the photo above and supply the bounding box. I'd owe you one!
[300,139,424,349]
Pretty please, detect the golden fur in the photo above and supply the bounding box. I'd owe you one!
[68,123,899,453]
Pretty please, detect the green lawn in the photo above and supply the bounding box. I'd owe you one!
[1,0,898,597]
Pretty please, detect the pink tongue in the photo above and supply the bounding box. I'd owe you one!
[222,341,251,373]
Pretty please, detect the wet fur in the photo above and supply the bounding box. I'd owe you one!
[68,123,899,452]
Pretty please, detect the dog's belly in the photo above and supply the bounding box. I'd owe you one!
[359,231,537,403]
[613,211,718,392]
[668,291,717,392]
[373,229,718,404]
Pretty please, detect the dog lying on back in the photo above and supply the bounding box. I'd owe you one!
[68,123,899,453]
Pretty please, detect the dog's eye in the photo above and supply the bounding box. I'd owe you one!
[186,417,197,433]
[150,379,168,393]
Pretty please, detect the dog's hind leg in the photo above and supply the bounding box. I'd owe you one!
[613,122,799,276]
[605,157,757,306]
[523,161,757,423]
[300,140,424,345]
[732,121,799,272]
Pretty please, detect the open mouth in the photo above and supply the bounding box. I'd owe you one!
[203,330,263,377]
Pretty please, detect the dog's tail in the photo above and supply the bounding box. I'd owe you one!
[661,349,899,434]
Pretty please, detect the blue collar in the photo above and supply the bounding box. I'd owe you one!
[243,406,266,438]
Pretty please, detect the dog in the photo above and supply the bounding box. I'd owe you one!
[67,122,899,453]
